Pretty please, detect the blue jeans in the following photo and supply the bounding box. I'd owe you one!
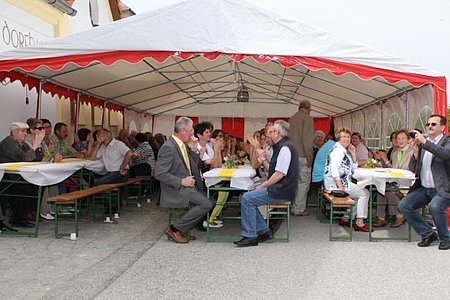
[240,188,282,238]
[398,187,450,242]
[94,171,129,186]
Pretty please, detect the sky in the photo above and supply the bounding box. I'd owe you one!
[123,0,450,106]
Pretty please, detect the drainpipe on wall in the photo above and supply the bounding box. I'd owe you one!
[46,0,77,16]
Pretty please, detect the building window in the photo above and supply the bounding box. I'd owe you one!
[366,118,379,150]
[386,113,403,148]
[415,106,433,135]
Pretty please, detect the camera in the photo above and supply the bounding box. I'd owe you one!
[409,131,417,138]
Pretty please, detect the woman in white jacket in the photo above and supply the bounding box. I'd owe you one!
[324,127,370,232]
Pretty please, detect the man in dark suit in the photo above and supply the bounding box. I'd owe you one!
[398,114,450,250]
[155,117,212,243]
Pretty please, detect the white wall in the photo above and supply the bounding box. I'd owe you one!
[68,0,95,33]
[0,0,115,139]
[0,1,55,138]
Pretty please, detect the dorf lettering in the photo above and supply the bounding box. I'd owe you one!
[2,20,40,48]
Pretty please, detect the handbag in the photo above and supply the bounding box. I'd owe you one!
[330,190,349,197]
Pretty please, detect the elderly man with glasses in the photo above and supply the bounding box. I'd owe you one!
[234,120,299,247]
[0,121,47,228]
[398,114,450,250]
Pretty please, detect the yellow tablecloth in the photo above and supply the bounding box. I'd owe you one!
[203,166,256,190]
[353,168,415,195]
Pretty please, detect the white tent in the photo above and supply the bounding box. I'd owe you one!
[0,0,446,137]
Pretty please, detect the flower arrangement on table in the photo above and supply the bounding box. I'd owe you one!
[223,156,235,169]
[237,150,247,159]
[364,158,377,168]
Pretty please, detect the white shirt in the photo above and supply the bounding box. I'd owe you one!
[275,146,291,175]
[197,142,214,161]
[97,139,130,172]
[420,134,443,188]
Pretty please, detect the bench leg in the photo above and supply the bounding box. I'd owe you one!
[329,204,353,242]
[266,205,290,242]
[54,202,79,239]
[74,200,79,237]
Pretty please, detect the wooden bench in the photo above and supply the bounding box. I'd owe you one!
[48,176,148,239]
[266,201,291,242]
[320,190,355,241]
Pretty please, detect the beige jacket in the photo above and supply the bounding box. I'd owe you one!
[289,110,314,162]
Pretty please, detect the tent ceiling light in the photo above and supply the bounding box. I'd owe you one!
[237,85,249,102]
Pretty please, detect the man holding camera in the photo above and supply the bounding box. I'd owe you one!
[398,114,450,250]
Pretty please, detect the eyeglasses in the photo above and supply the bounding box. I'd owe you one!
[425,122,438,127]
[35,127,44,130]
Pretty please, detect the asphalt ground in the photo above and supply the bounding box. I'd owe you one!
[1,197,449,300]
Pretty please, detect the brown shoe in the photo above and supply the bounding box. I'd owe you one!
[180,231,197,241]
[164,226,188,243]
[353,224,373,232]
[373,218,386,227]
[391,216,406,228]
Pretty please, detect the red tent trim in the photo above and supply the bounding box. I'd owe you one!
[0,50,446,116]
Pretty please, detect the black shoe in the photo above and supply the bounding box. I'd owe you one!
[258,229,274,243]
[194,220,207,232]
[104,207,118,215]
[269,219,282,235]
[438,240,450,250]
[233,237,259,247]
[417,232,438,247]
[0,222,18,232]
[10,220,35,228]
[321,208,330,219]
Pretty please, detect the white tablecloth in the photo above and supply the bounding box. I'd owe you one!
[203,165,256,190]
[0,159,106,186]
[352,168,416,195]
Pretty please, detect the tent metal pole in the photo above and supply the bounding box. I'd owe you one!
[102,102,106,128]
[151,115,155,134]
[380,101,384,149]
[405,93,409,130]
[74,92,80,137]
[36,80,43,118]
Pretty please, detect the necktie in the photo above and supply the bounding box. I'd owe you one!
[180,143,192,175]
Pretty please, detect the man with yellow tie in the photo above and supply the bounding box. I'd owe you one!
[155,117,212,243]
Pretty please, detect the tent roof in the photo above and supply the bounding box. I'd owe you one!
[0,0,446,118]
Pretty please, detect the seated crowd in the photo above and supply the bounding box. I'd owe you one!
[0,117,159,231]
[1,112,449,251]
